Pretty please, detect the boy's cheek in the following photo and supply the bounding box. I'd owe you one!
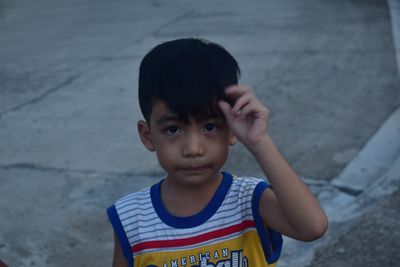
[156,146,177,162]
[155,152,174,172]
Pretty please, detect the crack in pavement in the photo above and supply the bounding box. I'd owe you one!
[98,55,142,62]
[152,9,195,37]
[0,69,92,121]
[0,162,163,178]
[303,177,362,197]
[0,10,196,122]
[333,185,362,196]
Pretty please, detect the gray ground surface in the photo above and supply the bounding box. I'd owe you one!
[0,0,399,266]
[0,167,158,266]
[308,188,400,267]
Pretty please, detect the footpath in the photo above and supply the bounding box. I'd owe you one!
[283,1,400,265]
[282,107,400,266]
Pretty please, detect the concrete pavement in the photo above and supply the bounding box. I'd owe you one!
[1,0,399,266]
[305,1,400,265]
[281,106,400,266]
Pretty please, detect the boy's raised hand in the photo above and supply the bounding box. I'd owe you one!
[220,86,329,241]
[218,85,270,151]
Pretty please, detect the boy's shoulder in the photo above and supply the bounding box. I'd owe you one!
[232,175,265,183]
[113,185,153,208]
[231,175,269,188]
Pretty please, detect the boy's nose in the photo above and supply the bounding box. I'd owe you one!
[182,133,205,157]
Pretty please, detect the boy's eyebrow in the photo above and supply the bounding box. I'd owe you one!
[156,115,179,126]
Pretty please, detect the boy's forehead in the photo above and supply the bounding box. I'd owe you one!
[150,101,175,117]
[149,100,224,124]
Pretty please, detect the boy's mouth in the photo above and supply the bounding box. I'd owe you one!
[180,165,209,173]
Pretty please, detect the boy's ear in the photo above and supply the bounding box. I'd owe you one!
[229,132,237,146]
[137,120,156,152]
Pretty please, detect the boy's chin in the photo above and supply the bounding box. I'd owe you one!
[167,168,222,185]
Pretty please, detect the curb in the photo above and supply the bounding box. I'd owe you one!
[280,108,400,267]
[389,0,400,77]
[331,107,400,194]
[280,1,400,260]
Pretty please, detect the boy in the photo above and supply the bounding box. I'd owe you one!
[107,38,328,267]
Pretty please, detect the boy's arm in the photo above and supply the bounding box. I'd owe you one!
[112,233,129,267]
[254,135,328,241]
[218,86,328,241]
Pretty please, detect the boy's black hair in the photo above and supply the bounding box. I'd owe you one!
[138,38,240,123]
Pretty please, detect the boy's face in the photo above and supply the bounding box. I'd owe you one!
[138,101,236,186]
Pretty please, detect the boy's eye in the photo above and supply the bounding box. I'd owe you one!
[165,125,181,135]
[203,123,217,132]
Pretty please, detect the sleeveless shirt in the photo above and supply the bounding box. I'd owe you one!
[107,172,282,267]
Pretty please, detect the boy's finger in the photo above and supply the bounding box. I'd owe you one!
[224,85,251,99]
[236,101,263,118]
[232,93,253,115]
[218,100,235,122]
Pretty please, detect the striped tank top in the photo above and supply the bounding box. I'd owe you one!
[107,172,282,267]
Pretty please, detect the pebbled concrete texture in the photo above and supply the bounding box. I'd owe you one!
[279,106,400,266]
[308,188,400,267]
[0,0,400,266]
[0,166,161,266]
[302,1,400,265]
[332,107,400,194]
[1,0,399,178]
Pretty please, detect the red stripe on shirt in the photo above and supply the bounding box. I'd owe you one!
[132,220,255,253]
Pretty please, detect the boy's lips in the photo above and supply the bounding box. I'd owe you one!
[180,165,209,173]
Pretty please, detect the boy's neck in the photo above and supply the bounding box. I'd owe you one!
[160,172,223,217]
